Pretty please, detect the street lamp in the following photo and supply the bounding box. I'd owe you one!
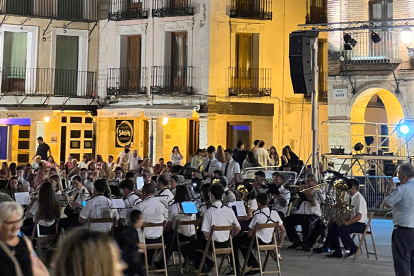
[401,28,413,45]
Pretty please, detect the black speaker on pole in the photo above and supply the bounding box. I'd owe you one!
[289,31,319,94]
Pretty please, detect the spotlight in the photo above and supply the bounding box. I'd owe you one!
[353,142,364,153]
[401,28,413,45]
[162,117,169,126]
[44,116,50,123]
[343,33,357,50]
[371,32,381,43]
[343,33,352,44]
[400,125,410,135]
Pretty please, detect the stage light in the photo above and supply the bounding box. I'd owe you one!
[401,28,413,45]
[44,116,50,123]
[162,117,169,126]
[343,33,352,44]
[343,33,357,50]
[353,142,364,152]
[371,32,381,43]
[400,125,410,135]
[344,43,353,50]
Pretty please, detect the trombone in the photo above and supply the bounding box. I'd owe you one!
[299,183,327,192]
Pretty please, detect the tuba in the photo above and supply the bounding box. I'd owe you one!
[331,178,351,226]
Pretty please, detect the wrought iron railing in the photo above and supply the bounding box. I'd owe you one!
[152,0,194,17]
[228,67,271,97]
[109,0,149,20]
[341,30,401,63]
[107,67,147,96]
[230,0,272,20]
[306,0,327,24]
[0,67,96,98]
[150,66,194,95]
[0,0,98,22]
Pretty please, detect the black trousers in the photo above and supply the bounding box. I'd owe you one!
[325,222,366,252]
[144,237,161,264]
[392,228,414,276]
[232,234,269,274]
[182,237,229,269]
[163,230,195,261]
[283,214,319,244]
[306,219,326,248]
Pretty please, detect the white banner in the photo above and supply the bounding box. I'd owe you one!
[144,109,194,119]
[98,109,142,118]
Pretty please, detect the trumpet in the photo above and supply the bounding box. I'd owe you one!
[299,183,327,192]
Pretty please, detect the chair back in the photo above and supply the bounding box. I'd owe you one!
[142,221,167,230]
[88,217,117,234]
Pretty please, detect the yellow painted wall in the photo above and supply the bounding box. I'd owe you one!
[160,118,189,164]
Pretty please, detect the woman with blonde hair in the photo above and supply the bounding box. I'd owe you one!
[0,161,11,179]
[31,156,42,171]
[142,157,153,174]
[52,228,126,276]
[216,145,225,163]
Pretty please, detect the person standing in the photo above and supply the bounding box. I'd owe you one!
[221,149,240,184]
[255,141,269,167]
[170,146,183,166]
[116,145,132,165]
[383,163,414,276]
[201,146,222,183]
[34,137,51,161]
[128,150,141,173]
[233,140,247,169]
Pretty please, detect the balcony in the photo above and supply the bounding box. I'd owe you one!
[0,0,98,22]
[152,0,194,17]
[341,30,401,64]
[107,67,147,96]
[150,66,194,95]
[0,67,96,98]
[228,67,271,97]
[109,0,149,20]
[230,0,272,20]
[306,0,327,24]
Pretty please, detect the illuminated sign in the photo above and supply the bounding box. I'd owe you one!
[116,120,134,147]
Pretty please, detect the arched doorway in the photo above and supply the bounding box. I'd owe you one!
[350,88,404,154]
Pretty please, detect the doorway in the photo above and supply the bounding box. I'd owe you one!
[227,122,251,149]
[55,35,79,96]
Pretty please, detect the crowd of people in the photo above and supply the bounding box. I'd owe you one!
[1,135,410,276]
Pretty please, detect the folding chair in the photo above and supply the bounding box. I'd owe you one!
[30,221,60,259]
[350,211,378,260]
[142,221,168,276]
[240,222,281,276]
[166,219,198,274]
[196,225,237,276]
[88,217,117,235]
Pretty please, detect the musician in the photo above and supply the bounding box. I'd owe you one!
[211,177,236,206]
[201,146,222,183]
[142,169,152,185]
[383,163,414,276]
[313,178,367,258]
[253,171,269,194]
[232,193,285,275]
[283,173,323,249]
[221,149,240,184]
[79,179,119,232]
[118,179,141,226]
[5,177,27,199]
[156,175,174,203]
[192,170,203,180]
[113,167,124,182]
[169,175,179,196]
[269,172,291,219]
[16,166,30,192]
[79,168,94,194]
[183,184,241,273]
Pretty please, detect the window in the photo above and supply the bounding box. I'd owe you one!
[84,141,93,149]
[227,122,251,149]
[70,130,82,139]
[61,116,67,123]
[18,130,30,139]
[171,32,188,87]
[70,141,81,149]
[17,126,30,165]
[18,141,30,149]
[70,117,82,123]
[369,0,393,21]
[84,130,93,139]
[85,117,93,124]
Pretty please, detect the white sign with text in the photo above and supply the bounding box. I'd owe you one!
[333,89,348,99]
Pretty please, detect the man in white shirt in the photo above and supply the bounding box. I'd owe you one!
[184,184,241,273]
[118,179,140,225]
[212,177,236,206]
[269,172,291,218]
[254,140,269,167]
[221,149,240,184]
[128,150,141,173]
[202,146,222,183]
[283,173,322,249]
[79,179,119,232]
[116,144,132,164]
[79,168,94,194]
[16,166,30,191]
[156,175,174,206]
[232,193,286,275]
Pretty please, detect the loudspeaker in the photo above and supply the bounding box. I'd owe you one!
[289,31,319,94]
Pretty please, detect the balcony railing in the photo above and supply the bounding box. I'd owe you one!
[152,0,194,17]
[230,0,272,20]
[228,67,271,97]
[0,67,96,98]
[107,67,147,96]
[341,30,401,64]
[0,0,98,22]
[109,0,149,20]
[150,66,194,95]
[306,0,327,24]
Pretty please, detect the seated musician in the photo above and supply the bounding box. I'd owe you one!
[253,171,269,194]
[118,179,141,226]
[5,177,28,199]
[156,175,174,203]
[232,193,285,275]
[169,175,179,196]
[79,168,94,194]
[16,166,30,192]
[183,184,241,273]
[212,177,236,206]
[113,167,124,182]
[283,173,323,250]
[269,172,291,219]
[313,178,367,258]
[79,179,119,232]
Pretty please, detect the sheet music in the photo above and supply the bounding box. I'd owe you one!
[112,199,126,209]
[229,201,247,217]
[15,192,30,205]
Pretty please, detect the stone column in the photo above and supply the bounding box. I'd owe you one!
[199,114,208,149]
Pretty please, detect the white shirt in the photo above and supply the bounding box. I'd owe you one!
[73,187,89,207]
[170,153,183,166]
[201,201,240,242]
[118,150,132,162]
[202,157,222,183]
[191,156,203,169]
[78,161,88,169]
[128,155,141,171]
[255,148,269,167]
[297,188,323,217]
[222,187,236,206]
[249,208,283,244]
[19,178,30,191]
[158,187,174,203]
[168,202,196,237]
[344,191,367,223]
[248,199,258,211]
[119,193,140,223]
[242,160,253,170]
[133,196,168,239]
[220,159,240,183]
[29,201,56,227]
[79,195,119,232]
[271,186,291,216]
[83,179,95,194]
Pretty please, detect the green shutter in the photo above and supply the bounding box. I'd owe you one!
[3,32,27,78]
[55,35,79,96]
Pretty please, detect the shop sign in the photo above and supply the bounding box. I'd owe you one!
[98,110,142,118]
[144,110,193,118]
[51,133,58,144]
[116,120,134,147]
[333,89,348,99]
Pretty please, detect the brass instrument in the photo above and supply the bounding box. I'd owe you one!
[236,184,249,201]
[331,178,351,226]
[299,183,327,192]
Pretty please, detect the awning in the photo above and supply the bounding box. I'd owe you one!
[97,108,142,118]
[143,105,196,119]
[0,109,53,122]
[0,118,31,125]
